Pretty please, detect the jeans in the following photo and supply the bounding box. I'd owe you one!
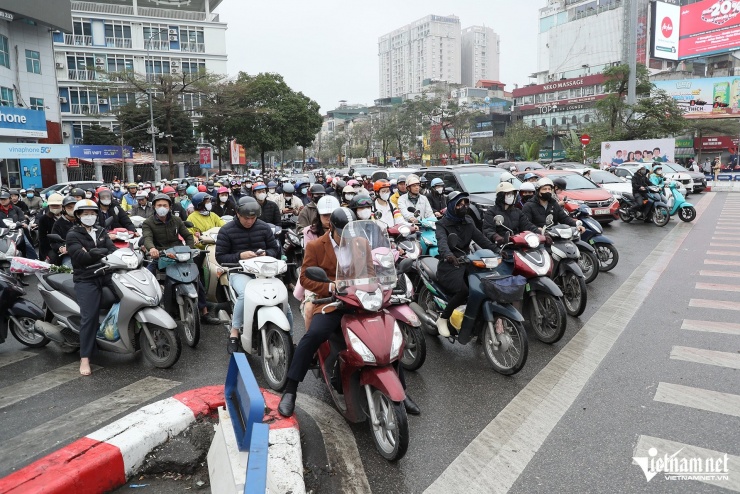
[60,255,73,268]
[230,273,293,333]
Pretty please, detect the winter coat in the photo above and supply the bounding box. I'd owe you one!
[214,218,280,265]
[258,199,281,226]
[65,224,116,282]
[141,213,194,251]
[98,202,135,232]
[522,197,575,228]
[482,203,540,241]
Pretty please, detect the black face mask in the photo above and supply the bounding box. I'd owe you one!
[456,205,469,217]
[539,192,552,201]
[521,194,534,201]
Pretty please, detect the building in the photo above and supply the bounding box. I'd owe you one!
[0,0,71,189]
[378,14,461,99]
[53,0,227,146]
[461,25,500,88]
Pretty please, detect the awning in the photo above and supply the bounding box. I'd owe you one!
[674,147,695,158]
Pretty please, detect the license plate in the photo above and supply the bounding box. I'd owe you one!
[594,209,609,215]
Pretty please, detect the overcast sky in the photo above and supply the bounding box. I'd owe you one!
[215,0,541,113]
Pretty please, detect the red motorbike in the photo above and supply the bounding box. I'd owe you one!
[304,220,409,461]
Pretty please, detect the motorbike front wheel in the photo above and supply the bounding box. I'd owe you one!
[261,323,293,391]
[10,316,50,348]
[482,316,528,375]
[180,297,201,348]
[678,206,696,222]
[595,243,619,272]
[140,325,182,369]
[579,250,600,284]
[560,272,587,317]
[526,293,567,344]
[653,206,670,227]
[368,388,409,462]
[399,322,426,371]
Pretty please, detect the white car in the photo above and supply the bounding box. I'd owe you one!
[588,170,632,200]
[617,162,693,195]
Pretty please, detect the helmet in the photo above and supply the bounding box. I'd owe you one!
[0,191,9,199]
[495,182,517,194]
[353,172,362,179]
[652,164,663,172]
[217,186,229,194]
[520,182,535,192]
[191,192,210,210]
[47,193,64,206]
[236,196,261,218]
[186,186,198,196]
[62,195,78,207]
[348,195,373,210]
[536,177,554,189]
[342,185,355,194]
[177,183,187,191]
[430,178,444,187]
[405,174,421,186]
[206,180,214,187]
[309,183,325,198]
[317,195,341,215]
[252,182,267,191]
[96,186,111,197]
[9,189,19,197]
[446,191,470,210]
[390,179,397,186]
[500,172,514,183]
[135,191,148,200]
[162,186,176,195]
[330,207,356,235]
[347,179,359,187]
[523,172,537,181]
[419,176,428,185]
[69,187,85,198]
[197,184,207,192]
[397,175,407,184]
[267,181,277,188]
[127,182,137,189]
[152,193,172,205]
[73,199,98,214]
[373,179,391,193]
[552,177,567,191]
[282,183,295,194]
[334,179,346,190]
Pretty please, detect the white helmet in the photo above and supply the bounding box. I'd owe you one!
[520,182,535,192]
[495,181,517,194]
[536,177,554,189]
[405,174,421,186]
[500,172,514,183]
[316,195,341,214]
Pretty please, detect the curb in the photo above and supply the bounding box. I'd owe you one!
[0,385,301,494]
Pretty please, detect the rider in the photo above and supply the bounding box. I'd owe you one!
[162,186,188,218]
[22,187,43,211]
[649,164,665,188]
[130,191,153,218]
[373,179,406,228]
[552,177,568,207]
[9,190,28,214]
[38,193,64,263]
[275,183,303,216]
[215,197,281,354]
[252,182,281,225]
[630,164,652,219]
[340,185,356,207]
[50,196,79,267]
[266,181,281,203]
[0,190,36,259]
[428,178,447,217]
[434,192,497,338]
[187,192,225,244]
[96,186,136,236]
[517,182,536,209]
[398,174,433,223]
[296,184,326,230]
[389,175,407,208]
[213,186,237,217]
[522,178,584,231]
[121,183,139,211]
[347,194,375,220]
[482,182,540,246]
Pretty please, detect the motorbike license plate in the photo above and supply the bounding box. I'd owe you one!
[594,209,609,215]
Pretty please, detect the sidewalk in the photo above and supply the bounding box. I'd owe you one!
[706,180,740,192]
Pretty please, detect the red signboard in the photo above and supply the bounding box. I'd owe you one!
[694,135,739,149]
[512,74,607,98]
[199,148,211,168]
[580,134,591,146]
[67,157,79,168]
[679,0,740,58]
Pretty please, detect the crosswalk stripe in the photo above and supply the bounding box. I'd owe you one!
[704,259,740,266]
[0,351,36,369]
[0,362,101,411]
[670,346,740,370]
[712,236,740,240]
[699,270,740,278]
[0,376,180,473]
[709,243,739,247]
[655,382,740,418]
[690,298,740,311]
[707,250,740,257]
[682,319,740,335]
[634,436,740,491]
[695,282,740,292]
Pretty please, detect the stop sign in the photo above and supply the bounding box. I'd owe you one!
[580,134,591,146]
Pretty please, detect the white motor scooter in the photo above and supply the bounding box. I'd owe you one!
[224,256,293,391]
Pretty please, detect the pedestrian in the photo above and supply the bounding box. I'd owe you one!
[712,157,722,183]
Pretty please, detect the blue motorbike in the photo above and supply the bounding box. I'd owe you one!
[568,203,619,272]
[419,217,439,257]
[665,181,696,222]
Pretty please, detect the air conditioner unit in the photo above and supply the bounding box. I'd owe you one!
[59,96,67,104]
[98,98,109,105]
[168,29,178,35]
[171,67,179,74]
[63,131,70,137]
[170,61,179,67]
[55,62,65,69]
[169,35,178,41]
[95,57,104,64]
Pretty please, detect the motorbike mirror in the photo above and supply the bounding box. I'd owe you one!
[545,214,554,226]
[305,266,331,283]
[414,210,421,218]
[184,221,194,228]
[398,257,414,274]
[448,233,460,251]
[493,215,504,225]
[374,211,383,220]
[47,234,63,242]
[444,186,454,194]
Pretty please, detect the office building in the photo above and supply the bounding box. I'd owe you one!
[461,25,500,87]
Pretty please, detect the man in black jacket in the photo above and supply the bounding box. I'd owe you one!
[96,187,136,236]
[251,183,281,225]
[0,190,36,259]
[51,196,78,267]
[522,178,583,230]
[428,178,447,217]
[630,164,651,219]
[482,182,540,244]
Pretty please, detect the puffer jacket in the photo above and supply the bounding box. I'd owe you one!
[215,218,280,265]
[66,224,116,282]
[98,202,135,232]
[258,199,281,226]
[482,203,540,241]
[521,197,575,228]
[141,213,194,251]
[186,211,225,235]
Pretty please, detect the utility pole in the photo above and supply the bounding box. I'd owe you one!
[626,0,639,106]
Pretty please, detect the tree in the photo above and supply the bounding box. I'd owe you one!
[198,80,241,173]
[290,92,322,170]
[82,123,118,146]
[519,142,540,161]
[501,122,547,159]
[596,63,652,134]
[115,102,196,155]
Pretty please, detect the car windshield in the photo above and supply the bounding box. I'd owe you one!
[550,174,599,190]
[661,162,689,173]
[457,170,523,194]
[590,170,624,184]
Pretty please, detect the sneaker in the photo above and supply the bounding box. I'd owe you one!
[436,317,451,337]
[227,337,240,354]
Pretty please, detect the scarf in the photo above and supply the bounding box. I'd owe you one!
[444,194,468,223]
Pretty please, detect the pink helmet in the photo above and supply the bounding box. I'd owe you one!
[217,186,229,194]
[347,179,359,187]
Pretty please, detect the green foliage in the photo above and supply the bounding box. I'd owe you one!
[82,123,118,146]
[502,122,547,158]
[519,141,540,161]
[116,102,196,154]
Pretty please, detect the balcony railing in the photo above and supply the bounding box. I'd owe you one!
[180,42,205,53]
[105,37,132,49]
[70,104,100,115]
[73,138,84,144]
[67,69,97,81]
[64,34,92,46]
[145,40,170,51]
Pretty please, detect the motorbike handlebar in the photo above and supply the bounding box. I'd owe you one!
[313,296,334,305]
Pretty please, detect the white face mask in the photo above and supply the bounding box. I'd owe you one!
[435,186,444,194]
[255,192,267,201]
[344,193,355,201]
[219,195,228,203]
[80,215,96,226]
[50,207,62,215]
[100,198,111,206]
[268,188,276,194]
[379,191,391,201]
[357,208,372,220]
[155,207,169,217]
[205,203,212,211]
[504,194,516,206]
[85,192,92,199]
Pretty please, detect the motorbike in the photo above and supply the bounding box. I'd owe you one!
[565,203,619,272]
[0,218,23,273]
[665,181,696,223]
[411,234,529,375]
[34,244,182,368]
[110,227,141,250]
[493,216,567,344]
[0,268,48,348]
[282,227,303,288]
[418,217,439,257]
[302,220,409,461]
[618,185,670,227]
[200,227,231,307]
[223,254,293,392]
[27,209,39,248]
[544,216,588,317]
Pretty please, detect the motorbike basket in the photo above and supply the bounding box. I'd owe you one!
[481,274,527,304]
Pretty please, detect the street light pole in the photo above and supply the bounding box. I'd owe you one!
[146,28,168,182]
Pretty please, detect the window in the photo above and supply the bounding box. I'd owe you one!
[106,54,133,73]
[569,88,582,98]
[104,21,132,48]
[29,97,44,111]
[109,92,134,109]
[180,58,206,75]
[143,24,169,50]
[584,114,590,123]
[25,50,41,74]
[179,26,205,52]
[552,117,557,126]
[0,35,8,68]
[583,86,595,97]
[561,117,567,125]
[572,115,578,124]
[0,86,14,106]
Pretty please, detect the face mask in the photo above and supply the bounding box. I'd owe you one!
[539,192,552,201]
[456,205,469,217]
[80,215,96,226]
[380,191,391,201]
[300,188,308,195]
[85,192,92,199]
[504,194,516,205]
[232,189,239,194]
[357,208,372,220]
[219,195,228,203]
[269,188,276,194]
[50,207,62,215]
[155,207,169,217]
[255,192,267,201]
[100,198,111,206]
[656,170,663,175]
[435,187,444,194]
[65,208,75,217]
[205,203,212,211]
[345,193,355,201]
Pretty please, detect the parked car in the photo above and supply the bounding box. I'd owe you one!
[527,170,619,223]
[617,162,694,195]
[371,167,419,182]
[495,161,544,173]
[588,170,632,200]
[41,181,103,198]
[659,162,707,193]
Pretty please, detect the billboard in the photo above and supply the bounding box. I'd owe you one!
[600,138,675,169]
[652,1,680,61]
[678,0,740,59]
[230,139,246,165]
[653,76,740,118]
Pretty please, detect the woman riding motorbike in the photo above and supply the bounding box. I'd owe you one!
[482,182,540,246]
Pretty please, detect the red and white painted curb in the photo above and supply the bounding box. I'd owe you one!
[0,385,301,494]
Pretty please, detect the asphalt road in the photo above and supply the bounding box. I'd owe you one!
[0,192,734,494]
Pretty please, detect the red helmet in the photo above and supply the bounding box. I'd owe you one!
[373,179,390,193]
[217,186,229,194]
[197,184,207,192]
[162,186,176,195]
[96,186,111,197]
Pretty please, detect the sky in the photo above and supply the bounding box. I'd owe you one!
[214,0,542,113]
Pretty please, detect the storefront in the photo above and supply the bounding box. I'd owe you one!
[0,107,49,189]
[693,135,740,167]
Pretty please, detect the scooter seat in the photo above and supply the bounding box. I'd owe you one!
[622,193,634,201]
[44,273,117,308]
[420,257,440,282]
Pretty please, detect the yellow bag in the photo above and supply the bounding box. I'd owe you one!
[449,305,466,330]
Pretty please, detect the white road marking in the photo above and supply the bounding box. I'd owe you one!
[670,346,740,370]
[682,319,740,335]
[704,259,740,266]
[423,193,716,494]
[698,270,740,278]
[709,243,740,248]
[296,393,372,494]
[655,382,740,418]
[0,376,179,473]
[690,298,740,311]
[695,282,740,292]
[712,237,740,241]
[707,250,740,257]
[0,362,101,410]
[0,351,36,369]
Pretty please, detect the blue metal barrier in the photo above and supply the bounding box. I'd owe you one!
[245,423,269,494]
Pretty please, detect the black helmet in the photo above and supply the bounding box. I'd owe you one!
[330,207,355,235]
[62,196,78,207]
[0,191,9,199]
[335,179,346,190]
[309,183,325,197]
[348,195,373,211]
[69,187,85,198]
[237,196,261,218]
[152,193,172,205]
[206,180,214,187]
[419,176,428,185]
[552,177,567,191]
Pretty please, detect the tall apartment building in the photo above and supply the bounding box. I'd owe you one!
[461,26,500,87]
[378,14,461,99]
[53,0,227,145]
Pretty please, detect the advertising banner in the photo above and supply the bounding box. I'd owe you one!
[678,0,740,59]
[230,139,246,165]
[0,107,47,138]
[69,145,133,160]
[652,1,680,60]
[19,159,43,189]
[199,147,212,169]
[653,76,740,118]
[0,143,69,159]
[600,138,675,169]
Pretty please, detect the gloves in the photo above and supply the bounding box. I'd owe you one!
[494,234,505,246]
[445,254,459,267]
[89,248,108,261]
[544,234,553,246]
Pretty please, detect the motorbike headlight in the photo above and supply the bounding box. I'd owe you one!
[121,253,139,269]
[356,288,383,311]
[524,233,540,248]
[256,260,279,277]
[120,280,157,306]
[390,322,403,360]
[348,329,376,363]
[176,252,190,262]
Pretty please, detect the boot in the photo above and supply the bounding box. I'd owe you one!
[436,317,451,337]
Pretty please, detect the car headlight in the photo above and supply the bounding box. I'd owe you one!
[348,329,376,363]
[176,252,190,262]
[356,288,383,311]
[524,232,540,248]
[390,322,403,360]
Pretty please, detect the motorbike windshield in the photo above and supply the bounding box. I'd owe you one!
[335,220,396,294]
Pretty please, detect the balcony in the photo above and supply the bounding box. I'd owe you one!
[105,37,132,49]
[63,34,92,46]
[73,138,84,145]
[145,40,170,51]
[67,69,97,81]
[180,42,205,53]
[70,104,100,115]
